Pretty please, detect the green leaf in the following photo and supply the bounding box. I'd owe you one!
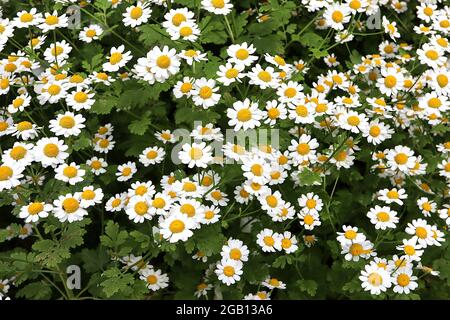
[297,168,322,186]
[128,113,151,135]
[90,96,117,115]
[296,279,318,296]
[299,32,324,48]
[16,281,53,299]
[100,267,135,298]
[199,16,227,44]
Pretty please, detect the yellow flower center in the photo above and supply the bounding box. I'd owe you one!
[397,274,410,287]
[180,82,192,93]
[121,167,132,176]
[111,199,121,208]
[304,214,314,225]
[251,164,263,176]
[296,143,310,155]
[367,273,383,286]
[172,13,186,26]
[225,68,238,79]
[332,11,344,23]
[45,15,59,25]
[59,115,75,128]
[436,74,448,88]
[86,29,96,38]
[0,166,13,181]
[156,55,171,69]
[47,84,61,96]
[349,0,361,10]
[180,26,193,37]
[199,86,213,99]
[63,166,78,178]
[404,245,415,256]
[237,108,252,122]
[267,108,280,119]
[43,143,59,158]
[109,52,123,65]
[82,190,95,200]
[182,182,197,192]
[306,199,316,209]
[369,125,380,137]
[28,202,44,215]
[384,75,397,88]
[235,49,249,60]
[189,147,203,160]
[266,195,278,208]
[428,97,442,108]
[258,71,272,82]
[211,0,225,8]
[281,238,292,249]
[169,219,185,233]
[10,146,27,160]
[134,201,148,215]
[152,197,166,209]
[229,248,241,260]
[394,153,408,165]
[223,266,235,277]
[344,230,357,239]
[146,275,157,284]
[263,236,275,246]
[62,198,79,213]
[130,7,143,20]
[349,243,363,256]
[181,204,195,217]
[74,92,88,103]
[425,50,439,60]
[377,211,390,222]
[20,13,34,23]
[204,210,215,219]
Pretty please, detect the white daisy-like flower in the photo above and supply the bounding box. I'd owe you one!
[178,142,212,168]
[80,186,104,208]
[202,0,233,15]
[0,161,24,191]
[126,196,153,223]
[148,46,181,82]
[116,161,137,182]
[274,231,298,254]
[53,193,88,223]
[38,10,68,33]
[377,188,407,205]
[139,146,166,166]
[86,157,107,175]
[159,212,196,243]
[139,268,169,291]
[103,45,132,72]
[227,98,263,131]
[392,268,418,294]
[227,42,258,67]
[122,2,152,27]
[33,137,69,168]
[359,261,392,295]
[19,201,52,223]
[367,205,399,230]
[247,64,280,89]
[192,78,221,109]
[2,142,34,167]
[215,259,243,286]
[65,88,95,111]
[54,162,85,185]
[49,112,86,137]
[79,24,103,43]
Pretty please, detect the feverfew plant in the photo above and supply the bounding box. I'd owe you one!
[0,0,449,300]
